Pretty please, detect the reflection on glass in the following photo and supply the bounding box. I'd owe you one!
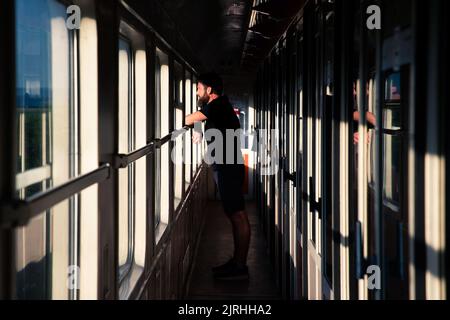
[383,108,402,131]
[367,77,377,185]
[385,72,401,101]
[382,72,403,207]
[15,0,75,300]
[383,134,401,205]
[15,199,78,300]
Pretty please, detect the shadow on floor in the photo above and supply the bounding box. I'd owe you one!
[187,201,280,300]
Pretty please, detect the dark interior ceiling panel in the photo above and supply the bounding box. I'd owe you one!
[240,0,306,73]
[253,0,305,20]
[157,0,253,76]
[125,0,305,93]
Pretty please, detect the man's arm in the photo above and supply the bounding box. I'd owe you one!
[353,111,377,129]
[185,111,207,127]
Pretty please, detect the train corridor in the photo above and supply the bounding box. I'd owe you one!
[0,0,449,302]
[187,201,279,300]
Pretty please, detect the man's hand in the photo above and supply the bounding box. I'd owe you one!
[354,132,359,145]
[193,131,203,145]
[353,131,372,145]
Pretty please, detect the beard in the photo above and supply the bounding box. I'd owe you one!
[197,92,210,109]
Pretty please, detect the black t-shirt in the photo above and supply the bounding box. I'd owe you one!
[199,95,244,171]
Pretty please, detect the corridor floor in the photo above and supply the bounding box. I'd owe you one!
[187,201,280,300]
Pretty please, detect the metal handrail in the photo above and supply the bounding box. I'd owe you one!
[114,142,156,169]
[156,126,192,148]
[114,126,191,168]
[1,126,194,227]
[1,164,111,227]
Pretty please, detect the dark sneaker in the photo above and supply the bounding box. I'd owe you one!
[212,258,235,274]
[213,263,249,281]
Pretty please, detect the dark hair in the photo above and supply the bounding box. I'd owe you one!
[198,72,223,95]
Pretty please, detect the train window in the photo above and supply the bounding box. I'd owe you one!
[15,197,82,299]
[16,0,70,194]
[15,0,75,300]
[184,71,192,190]
[117,23,147,296]
[174,61,184,210]
[118,38,133,284]
[15,0,99,300]
[379,0,412,300]
[381,67,409,299]
[383,72,402,207]
[134,44,147,274]
[155,48,170,237]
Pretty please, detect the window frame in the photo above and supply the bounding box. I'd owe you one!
[116,19,148,299]
[154,45,171,237]
[118,35,136,285]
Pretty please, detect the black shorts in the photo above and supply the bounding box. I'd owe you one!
[212,164,246,215]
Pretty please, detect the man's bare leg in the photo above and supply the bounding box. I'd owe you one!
[228,211,251,266]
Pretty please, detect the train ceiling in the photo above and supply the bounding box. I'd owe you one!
[126,0,304,76]
[241,0,305,72]
[153,0,253,75]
